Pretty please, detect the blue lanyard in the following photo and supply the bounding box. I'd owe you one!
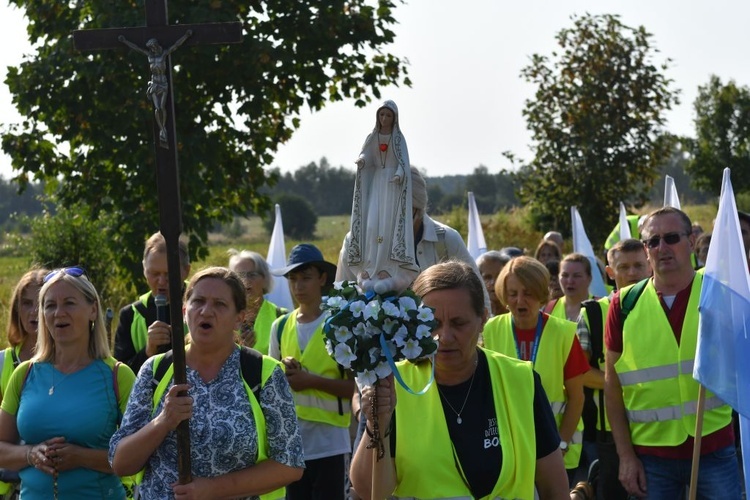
[511,312,544,366]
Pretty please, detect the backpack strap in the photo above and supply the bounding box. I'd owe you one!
[11,348,20,369]
[275,312,291,346]
[434,225,448,262]
[582,299,603,368]
[153,350,174,385]
[239,346,264,402]
[275,306,289,318]
[620,278,649,324]
[133,300,149,319]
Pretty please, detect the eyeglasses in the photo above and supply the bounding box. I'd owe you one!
[236,271,263,280]
[43,266,89,283]
[643,232,689,249]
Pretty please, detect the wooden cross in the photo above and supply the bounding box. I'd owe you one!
[73,0,242,484]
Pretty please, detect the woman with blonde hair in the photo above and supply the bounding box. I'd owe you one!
[483,256,589,485]
[0,267,135,499]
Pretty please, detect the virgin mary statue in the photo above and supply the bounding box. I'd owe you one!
[346,100,419,294]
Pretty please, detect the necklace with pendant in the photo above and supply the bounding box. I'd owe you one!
[437,358,478,425]
[49,363,86,396]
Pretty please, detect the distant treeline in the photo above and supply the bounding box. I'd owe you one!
[0,149,713,232]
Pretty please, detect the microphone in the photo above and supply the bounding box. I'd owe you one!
[155,294,169,323]
[154,294,170,353]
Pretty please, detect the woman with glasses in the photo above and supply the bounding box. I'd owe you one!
[228,249,288,354]
[0,267,136,499]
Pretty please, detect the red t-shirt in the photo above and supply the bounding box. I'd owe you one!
[605,278,734,459]
[515,315,590,380]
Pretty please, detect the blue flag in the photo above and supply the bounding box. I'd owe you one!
[694,168,750,489]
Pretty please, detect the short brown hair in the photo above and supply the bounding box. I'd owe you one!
[185,266,246,313]
[143,232,190,269]
[561,252,592,277]
[496,256,550,305]
[607,238,646,267]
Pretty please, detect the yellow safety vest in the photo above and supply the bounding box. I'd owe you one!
[151,350,285,500]
[615,274,732,446]
[0,346,22,495]
[130,292,152,352]
[483,313,584,469]
[393,349,536,499]
[252,300,280,355]
[277,312,350,427]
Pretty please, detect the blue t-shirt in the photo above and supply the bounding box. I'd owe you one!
[8,360,126,499]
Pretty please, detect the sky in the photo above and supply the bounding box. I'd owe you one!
[1,0,750,180]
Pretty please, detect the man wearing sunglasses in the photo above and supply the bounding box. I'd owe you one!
[113,232,191,373]
[603,207,739,499]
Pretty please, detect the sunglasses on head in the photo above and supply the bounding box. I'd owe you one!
[643,232,689,249]
[43,266,89,283]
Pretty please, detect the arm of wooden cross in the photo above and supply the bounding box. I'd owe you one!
[73,22,241,52]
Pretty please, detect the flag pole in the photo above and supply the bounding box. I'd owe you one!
[688,384,707,500]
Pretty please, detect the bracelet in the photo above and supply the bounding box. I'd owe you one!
[364,421,392,438]
[26,446,33,466]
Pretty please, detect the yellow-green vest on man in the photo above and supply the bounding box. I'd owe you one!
[615,273,732,446]
[277,312,350,428]
[483,313,584,469]
[151,349,285,500]
[130,291,153,352]
[393,349,536,499]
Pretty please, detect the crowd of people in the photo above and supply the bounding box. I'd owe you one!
[1,100,748,499]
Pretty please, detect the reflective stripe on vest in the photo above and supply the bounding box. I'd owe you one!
[277,311,350,428]
[151,349,286,500]
[482,313,584,469]
[393,349,536,499]
[615,273,732,446]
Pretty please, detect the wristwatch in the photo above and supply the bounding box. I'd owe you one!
[559,440,569,452]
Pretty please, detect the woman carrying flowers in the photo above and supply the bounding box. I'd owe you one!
[349,261,569,499]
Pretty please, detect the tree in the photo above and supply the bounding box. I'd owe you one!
[686,75,750,196]
[465,166,497,213]
[1,0,410,280]
[517,13,678,248]
[264,193,318,240]
[269,158,356,215]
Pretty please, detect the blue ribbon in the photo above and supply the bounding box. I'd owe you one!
[379,333,435,395]
[511,312,544,366]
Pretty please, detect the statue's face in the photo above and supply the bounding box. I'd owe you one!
[146,39,161,54]
[378,108,394,131]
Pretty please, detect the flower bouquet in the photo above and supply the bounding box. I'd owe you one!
[322,280,438,459]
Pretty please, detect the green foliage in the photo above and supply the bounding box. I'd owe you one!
[2,0,410,283]
[517,13,679,251]
[10,202,134,308]
[265,194,318,240]
[648,140,713,205]
[687,75,750,196]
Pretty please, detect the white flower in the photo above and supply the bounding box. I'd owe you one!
[348,300,366,318]
[416,307,434,322]
[334,326,352,343]
[353,322,370,338]
[357,369,378,386]
[363,300,381,321]
[415,323,432,339]
[382,301,400,318]
[392,324,408,347]
[398,296,417,314]
[334,281,346,290]
[368,347,380,364]
[326,295,347,309]
[334,343,358,369]
[325,339,334,356]
[375,361,392,379]
[382,317,399,334]
[402,338,423,359]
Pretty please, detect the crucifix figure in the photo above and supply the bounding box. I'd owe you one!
[72,0,242,485]
[118,30,193,146]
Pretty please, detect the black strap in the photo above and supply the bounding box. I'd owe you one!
[153,348,264,401]
[133,299,149,319]
[620,278,649,323]
[582,299,603,368]
[274,305,288,318]
[11,348,20,368]
[276,312,291,345]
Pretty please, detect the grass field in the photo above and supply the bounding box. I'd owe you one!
[0,205,719,348]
